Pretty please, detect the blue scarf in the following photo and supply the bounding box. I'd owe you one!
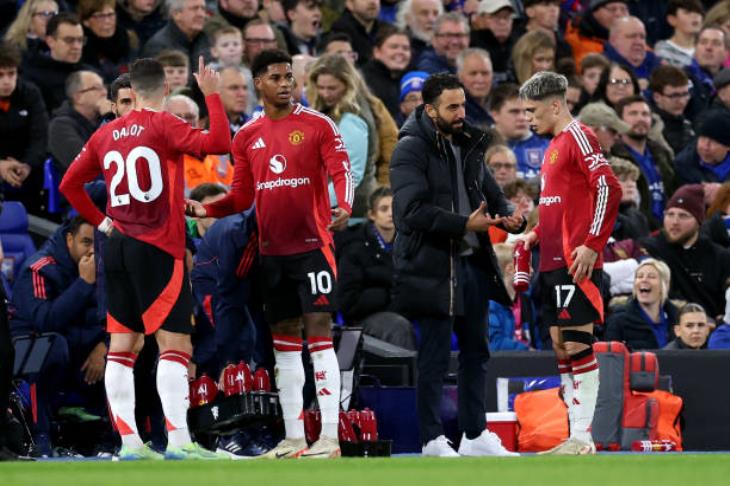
[603,43,662,80]
[626,145,665,220]
[638,303,669,348]
[700,153,730,181]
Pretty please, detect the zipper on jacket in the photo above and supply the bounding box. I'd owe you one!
[449,201,456,317]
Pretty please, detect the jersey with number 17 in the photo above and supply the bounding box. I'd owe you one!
[59,94,231,259]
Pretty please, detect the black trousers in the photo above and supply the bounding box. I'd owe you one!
[417,256,491,444]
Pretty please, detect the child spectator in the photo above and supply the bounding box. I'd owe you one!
[208,25,244,69]
[610,156,650,240]
[397,70,427,126]
[488,243,531,351]
[655,0,705,68]
[155,49,190,91]
[580,53,610,99]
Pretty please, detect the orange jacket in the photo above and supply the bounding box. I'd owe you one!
[184,153,234,194]
[565,20,607,66]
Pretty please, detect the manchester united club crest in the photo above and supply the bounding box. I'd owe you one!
[288,130,304,145]
[549,150,559,164]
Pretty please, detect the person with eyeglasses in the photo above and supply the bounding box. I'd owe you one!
[3,0,59,53]
[469,0,518,85]
[416,12,469,74]
[48,70,114,175]
[78,0,134,84]
[649,65,696,156]
[21,12,96,114]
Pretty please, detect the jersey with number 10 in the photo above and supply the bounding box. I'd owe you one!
[205,103,354,256]
[59,94,231,259]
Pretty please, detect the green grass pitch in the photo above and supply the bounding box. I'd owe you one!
[2,455,730,486]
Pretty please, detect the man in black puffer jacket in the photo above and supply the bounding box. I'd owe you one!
[390,73,525,457]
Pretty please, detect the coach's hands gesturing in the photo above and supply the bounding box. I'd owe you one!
[569,245,598,283]
[501,206,524,232]
[466,202,502,232]
[194,55,221,96]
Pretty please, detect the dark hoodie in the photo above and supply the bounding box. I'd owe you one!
[10,222,101,352]
[390,106,522,318]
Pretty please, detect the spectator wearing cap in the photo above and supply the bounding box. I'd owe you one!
[610,156,650,240]
[655,0,705,69]
[610,95,676,229]
[603,16,662,89]
[565,0,629,66]
[649,65,696,155]
[578,101,630,153]
[397,70,426,126]
[674,110,730,185]
[641,184,730,319]
[457,48,493,130]
[416,12,469,74]
[469,0,518,85]
[361,26,412,121]
[663,302,711,350]
[141,0,212,68]
[512,0,572,63]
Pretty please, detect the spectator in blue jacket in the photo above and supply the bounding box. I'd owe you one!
[603,16,662,89]
[488,243,531,351]
[10,216,104,455]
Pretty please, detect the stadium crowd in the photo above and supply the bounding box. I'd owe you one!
[2,0,730,459]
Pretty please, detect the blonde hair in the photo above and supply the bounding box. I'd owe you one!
[306,54,361,123]
[632,258,671,304]
[493,242,514,270]
[4,0,57,50]
[610,156,640,181]
[512,30,556,85]
[485,144,517,166]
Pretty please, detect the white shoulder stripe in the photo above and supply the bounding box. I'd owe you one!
[294,103,304,114]
[301,107,341,136]
[568,124,591,155]
[590,174,609,235]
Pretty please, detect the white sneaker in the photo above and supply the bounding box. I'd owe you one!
[458,430,520,457]
[422,435,460,457]
[538,437,596,456]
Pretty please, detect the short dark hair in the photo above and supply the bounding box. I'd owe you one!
[368,186,393,211]
[488,83,520,112]
[614,94,649,118]
[66,215,91,237]
[667,0,704,17]
[47,12,81,38]
[592,63,641,106]
[316,32,352,55]
[373,24,408,49]
[130,58,166,95]
[189,183,228,202]
[282,0,321,21]
[0,41,21,69]
[503,179,538,200]
[155,49,189,68]
[678,302,707,320]
[110,73,131,103]
[649,64,689,94]
[422,72,463,106]
[251,49,292,78]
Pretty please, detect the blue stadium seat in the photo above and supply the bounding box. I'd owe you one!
[0,201,37,285]
[43,158,62,214]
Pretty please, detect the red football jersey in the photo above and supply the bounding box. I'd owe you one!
[60,94,231,259]
[534,119,622,272]
[205,104,353,256]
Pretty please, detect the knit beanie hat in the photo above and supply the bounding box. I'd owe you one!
[698,110,730,147]
[400,71,428,102]
[666,184,705,225]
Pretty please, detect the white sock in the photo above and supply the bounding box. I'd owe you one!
[157,350,192,448]
[272,334,305,440]
[309,337,340,439]
[106,352,143,449]
[570,352,600,443]
[557,359,574,435]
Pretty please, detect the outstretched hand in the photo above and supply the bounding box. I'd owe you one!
[502,206,524,232]
[466,202,503,232]
[193,56,220,97]
[185,199,207,217]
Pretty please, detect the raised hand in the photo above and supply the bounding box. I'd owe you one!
[193,55,221,97]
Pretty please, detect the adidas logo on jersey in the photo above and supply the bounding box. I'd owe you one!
[313,295,330,306]
[252,137,266,150]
